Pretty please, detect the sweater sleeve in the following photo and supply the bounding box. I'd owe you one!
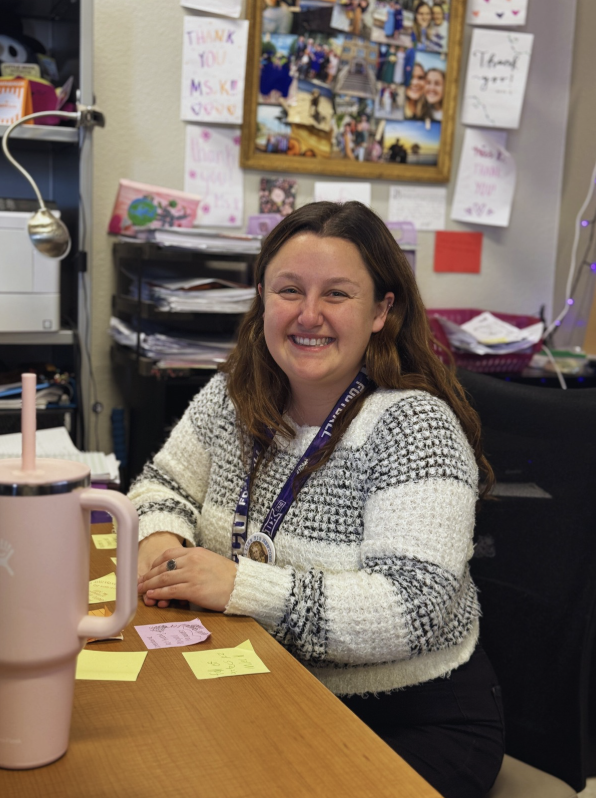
[127,373,227,545]
[225,394,480,667]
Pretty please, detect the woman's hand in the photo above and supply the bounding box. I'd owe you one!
[138,532,184,607]
[137,546,238,612]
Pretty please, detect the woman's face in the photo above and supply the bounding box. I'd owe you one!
[260,234,393,398]
[406,64,426,101]
[415,3,432,28]
[425,69,444,106]
[432,5,444,25]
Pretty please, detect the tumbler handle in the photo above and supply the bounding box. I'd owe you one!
[77,489,139,639]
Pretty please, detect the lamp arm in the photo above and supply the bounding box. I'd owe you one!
[2,111,79,208]
[1,105,105,209]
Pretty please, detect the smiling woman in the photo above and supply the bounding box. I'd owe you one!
[131,202,503,798]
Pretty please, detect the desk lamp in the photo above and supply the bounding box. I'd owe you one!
[1,105,105,260]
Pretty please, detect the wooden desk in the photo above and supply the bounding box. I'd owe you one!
[0,524,440,798]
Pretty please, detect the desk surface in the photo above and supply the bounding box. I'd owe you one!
[0,523,440,798]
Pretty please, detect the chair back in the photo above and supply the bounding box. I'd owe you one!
[457,369,596,792]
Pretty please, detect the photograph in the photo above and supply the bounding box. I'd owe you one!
[382,118,441,164]
[411,1,450,52]
[403,50,446,121]
[259,177,298,214]
[284,78,334,131]
[374,82,405,120]
[331,0,375,41]
[260,34,297,104]
[256,104,293,152]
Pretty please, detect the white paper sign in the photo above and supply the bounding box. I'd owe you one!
[461,29,533,129]
[451,129,516,228]
[181,16,249,124]
[467,0,528,27]
[388,186,447,231]
[314,182,372,206]
[184,125,244,227]
[181,0,242,19]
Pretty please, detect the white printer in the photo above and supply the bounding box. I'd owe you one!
[0,209,61,332]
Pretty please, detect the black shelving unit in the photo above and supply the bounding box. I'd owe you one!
[111,240,259,486]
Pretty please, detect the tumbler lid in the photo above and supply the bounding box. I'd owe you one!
[0,458,91,496]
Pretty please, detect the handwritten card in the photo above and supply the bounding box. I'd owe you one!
[181,0,242,19]
[451,129,515,228]
[76,650,147,682]
[388,186,447,231]
[467,0,528,27]
[184,125,243,227]
[92,533,117,550]
[434,231,483,274]
[182,647,269,680]
[89,572,117,604]
[314,182,371,206]
[461,29,534,129]
[135,618,211,650]
[181,16,249,125]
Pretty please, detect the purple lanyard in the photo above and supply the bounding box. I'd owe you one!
[231,371,371,562]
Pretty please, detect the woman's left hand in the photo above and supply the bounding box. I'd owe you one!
[137,546,238,612]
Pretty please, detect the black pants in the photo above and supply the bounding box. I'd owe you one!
[340,646,505,798]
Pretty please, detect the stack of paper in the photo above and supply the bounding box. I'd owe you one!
[435,312,543,355]
[0,426,120,481]
[123,228,262,254]
[0,381,72,409]
[128,275,255,314]
[110,316,235,368]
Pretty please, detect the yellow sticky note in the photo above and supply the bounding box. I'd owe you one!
[89,572,117,604]
[92,533,117,550]
[235,639,254,652]
[76,649,147,681]
[110,557,117,565]
[182,648,269,680]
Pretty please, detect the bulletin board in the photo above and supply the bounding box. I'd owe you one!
[240,0,465,182]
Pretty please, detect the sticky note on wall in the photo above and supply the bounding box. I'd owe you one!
[434,232,483,274]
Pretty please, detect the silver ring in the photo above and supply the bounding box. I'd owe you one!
[166,558,177,571]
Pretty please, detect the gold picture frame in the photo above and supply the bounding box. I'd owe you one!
[240,0,465,182]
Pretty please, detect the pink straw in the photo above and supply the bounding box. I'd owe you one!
[21,373,36,471]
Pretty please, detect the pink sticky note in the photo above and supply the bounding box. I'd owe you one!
[135,619,211,650]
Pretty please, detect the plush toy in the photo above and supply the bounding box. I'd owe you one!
[0,15,46,69]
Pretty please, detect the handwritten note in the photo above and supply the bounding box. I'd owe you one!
[92,533,117,550]
[184,125,243,227]
[181,0,242,19]
[89,572,117,604]
[76,650,147,681]
[87,605,124,643]
[182,647,269,680]
[434,232,483,274]
[313,182,371,206]
[181,16,249,124]
[467,0,528,27]
[135,618,211,650]
[451,129,515,228]
[461,29,534,129]
[388,186,447,231]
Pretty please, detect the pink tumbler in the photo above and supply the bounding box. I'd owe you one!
[0,375,139,769]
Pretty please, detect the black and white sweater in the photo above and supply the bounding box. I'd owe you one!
[129,373,480,696]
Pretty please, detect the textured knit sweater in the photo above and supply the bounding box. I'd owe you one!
[129,373,480,696]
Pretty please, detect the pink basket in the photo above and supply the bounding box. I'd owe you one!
[426,308,543,374]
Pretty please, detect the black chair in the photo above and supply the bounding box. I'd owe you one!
[456,369,596,794]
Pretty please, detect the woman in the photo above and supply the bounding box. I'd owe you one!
[411,0,432,49]
[424,66,444,120]
[428,2,449,52]
[134,202,504,798]
[404,61,429,119]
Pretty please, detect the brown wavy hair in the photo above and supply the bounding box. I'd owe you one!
[220,201,493,498]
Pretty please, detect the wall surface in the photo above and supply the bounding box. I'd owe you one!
[92,0,578,452]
